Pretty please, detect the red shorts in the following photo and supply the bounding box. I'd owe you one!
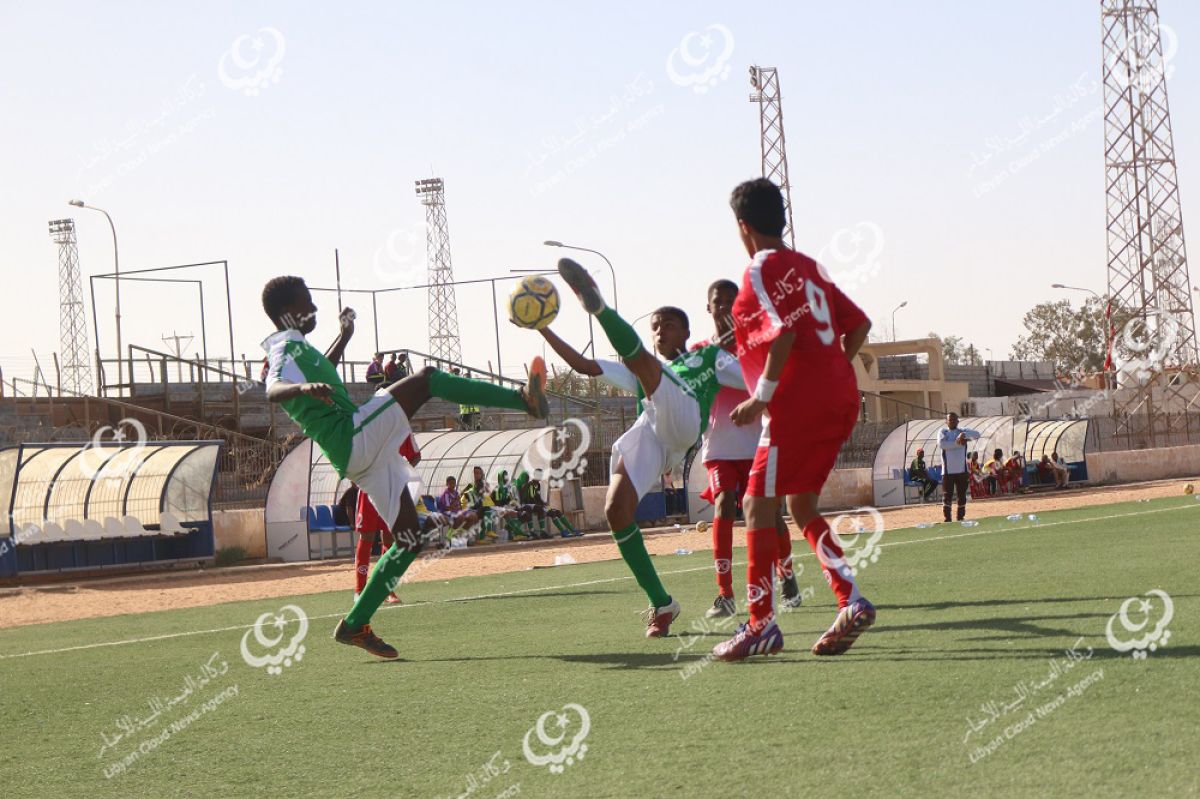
[700,459,753,505]
[746,398,857,498]
[355,489,388,533]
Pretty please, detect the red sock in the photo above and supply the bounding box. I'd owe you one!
[775,526,794,580]
[354,534,373,594]
[712,517,734,597]
[802,516,860,609]
[746,527,778,632]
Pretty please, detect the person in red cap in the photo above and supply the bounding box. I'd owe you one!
[909,447,938,502]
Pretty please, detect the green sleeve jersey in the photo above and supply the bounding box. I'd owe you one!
[263,329,359,475]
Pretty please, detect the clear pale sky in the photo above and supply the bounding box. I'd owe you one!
[2,1,1198,387]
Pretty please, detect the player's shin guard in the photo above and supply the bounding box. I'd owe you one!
[746,527,778,633]
[353,534,373,594]
[613,522,671,608]
[802,516,862,609]
[428,369,528,412]
[712,517,734,597]
[596,307,645,360]
[344,543,418,628]
[775,527,794,581]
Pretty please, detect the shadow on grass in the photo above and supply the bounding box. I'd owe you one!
[891,594,1200,612]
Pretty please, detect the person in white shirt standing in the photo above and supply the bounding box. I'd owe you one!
[938,412,980,522]
[696,280,801,618]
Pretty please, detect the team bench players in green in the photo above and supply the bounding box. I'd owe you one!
[261,275,549,658]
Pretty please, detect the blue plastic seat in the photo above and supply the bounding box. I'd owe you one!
[320,505,352,532]
[310,505,336,532]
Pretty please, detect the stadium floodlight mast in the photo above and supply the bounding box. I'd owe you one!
[891,300,908,342]
[69,199,122,395]
[542,240,619,312]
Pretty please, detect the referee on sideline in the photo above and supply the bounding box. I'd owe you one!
[938,412,980,522]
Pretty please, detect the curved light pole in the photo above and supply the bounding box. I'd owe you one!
[1052,283,1113,384]
[543,240,618,312]
[70,199,121,395]
[891,300,908,342]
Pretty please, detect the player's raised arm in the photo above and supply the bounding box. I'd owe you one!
[538,326,603,377]
[731,330,795,426]
[324,308,356,367]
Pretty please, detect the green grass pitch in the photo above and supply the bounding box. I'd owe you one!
[2,496,1197,798]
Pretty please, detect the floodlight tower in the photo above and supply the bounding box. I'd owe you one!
[48,218,92,394]
[749,66,795,247]
[415,178,462,364]
[1101,0,1198,443]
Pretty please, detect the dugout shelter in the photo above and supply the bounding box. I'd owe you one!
[264,428,585,561]
[0,441,221,577]
[872,416,1090,507]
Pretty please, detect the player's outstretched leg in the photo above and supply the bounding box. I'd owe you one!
[791,493,876,656]
[558,258,644,360]
[334,492,426,659]
[387,360,549,422]
[608,465,679,637]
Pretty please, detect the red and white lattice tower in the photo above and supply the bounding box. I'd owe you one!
[415,178,463,364]
[749,66,795,247]
[1101,0,1198,443]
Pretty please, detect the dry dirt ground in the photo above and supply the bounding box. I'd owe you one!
[2,477,1196,630]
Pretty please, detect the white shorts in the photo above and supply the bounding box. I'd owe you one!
[345,390,421,530]
[610,375,701,500]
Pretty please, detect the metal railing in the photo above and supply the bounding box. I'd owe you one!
[3,380,290,509]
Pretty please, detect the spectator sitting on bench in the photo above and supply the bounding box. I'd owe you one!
[1051,451,1070,489]
[365,352,386,386]
[984,449,1005,495]
[909,448,938,501]
[1004,450,1027,492]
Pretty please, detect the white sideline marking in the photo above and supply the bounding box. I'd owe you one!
[0,502,1194,661]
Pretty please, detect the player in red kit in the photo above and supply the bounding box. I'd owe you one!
[713,178,877,661]
[350,434,422,605]
[695,279,802,618]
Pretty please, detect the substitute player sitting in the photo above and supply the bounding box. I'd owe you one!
[539,260,748,637]
[714,178,877,661]
[695,279,801,618]
[261,275,548,658]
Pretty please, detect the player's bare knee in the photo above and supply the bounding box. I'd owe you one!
[715,491,737,519]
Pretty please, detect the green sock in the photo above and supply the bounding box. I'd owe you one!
[429,370,526,412]
[345,544,417,628]
[596,307,644,360]
[612,522,670,608]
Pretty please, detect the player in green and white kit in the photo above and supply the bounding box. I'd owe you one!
[261,275,549,658]
[538,258,747,637]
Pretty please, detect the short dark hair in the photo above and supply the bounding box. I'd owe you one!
[730,178,786,237]
[262,276,307,324]
[707,279,738,298]
[652,306,689,330]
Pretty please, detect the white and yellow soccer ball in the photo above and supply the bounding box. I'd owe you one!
[509,275,560,330]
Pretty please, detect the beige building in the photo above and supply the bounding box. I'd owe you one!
[855,337,970,423]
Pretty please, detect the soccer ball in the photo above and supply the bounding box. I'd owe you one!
[695,520,709,533]
[509,276,560,330]
[1185,483,1195,496]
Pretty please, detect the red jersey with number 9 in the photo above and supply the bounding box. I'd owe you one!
[732,248,867,408]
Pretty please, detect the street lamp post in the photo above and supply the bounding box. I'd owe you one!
[70,200,121,395]
[543,240,619,312]
[891,300,908,342]
[1052,283,1112,387]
